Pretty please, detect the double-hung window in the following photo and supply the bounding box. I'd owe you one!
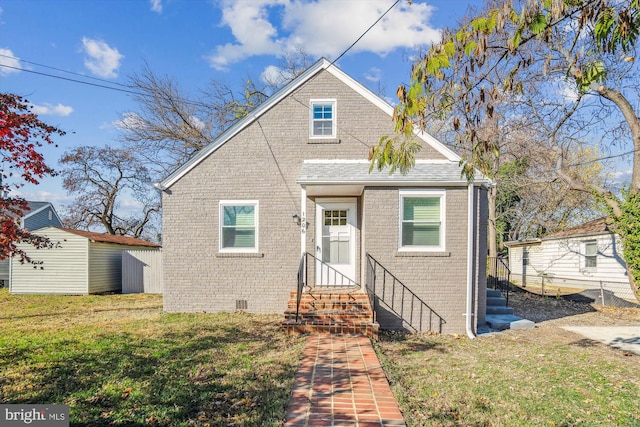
[310,99,336,138]
[219,201,258,252]
[584,240,597,268]
[399,190,445,251]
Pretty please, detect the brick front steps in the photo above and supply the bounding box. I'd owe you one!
[282,290,380,339]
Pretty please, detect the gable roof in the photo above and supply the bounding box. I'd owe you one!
[543,217,612,239]
[24,201,62,224]
[157,58,462,191]
[55,227,160,248]
[505,217,613,247]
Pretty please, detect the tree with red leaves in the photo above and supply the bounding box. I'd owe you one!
[0,93,65,262]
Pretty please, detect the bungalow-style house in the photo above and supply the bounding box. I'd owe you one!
[9,227,160,295]
[156,58,490,336]
[505,218,631,298]
[0,201,62,286]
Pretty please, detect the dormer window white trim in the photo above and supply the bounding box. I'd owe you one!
[310,99,336,139]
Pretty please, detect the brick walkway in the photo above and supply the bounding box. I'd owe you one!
[283,334,406,427]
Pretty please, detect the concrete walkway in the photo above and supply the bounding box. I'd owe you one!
[562,326,640,355]
[283,334,406,427]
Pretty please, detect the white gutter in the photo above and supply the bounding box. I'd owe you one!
[466,181,476,339]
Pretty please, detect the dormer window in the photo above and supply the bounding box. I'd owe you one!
[310,99,336,138]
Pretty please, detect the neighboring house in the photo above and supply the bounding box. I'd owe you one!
[156,58,490,335]
[505,217,628,288]
[9,227,160,295]
[0,201,62,286]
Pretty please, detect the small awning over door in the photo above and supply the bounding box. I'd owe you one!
[297,160,486,196]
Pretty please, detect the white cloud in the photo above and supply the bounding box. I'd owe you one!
[30,103,74,117]
[113,112,146,131]
[150,0,162,14]
[364,67,382,82]
[81,37,124,78]
[260,64,295,87]
[558,78,579,103]
[9,189,74,206]
[0,48,22,75]
[207,0,440,70]
[189,116,206,131]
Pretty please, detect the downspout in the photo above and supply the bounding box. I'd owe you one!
[300,185,307,289]
[466,181,476,339]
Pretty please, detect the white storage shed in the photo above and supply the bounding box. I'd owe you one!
[9,227,160,295]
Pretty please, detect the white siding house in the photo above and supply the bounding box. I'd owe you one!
[9,227,160,295]
[505,218,631,297]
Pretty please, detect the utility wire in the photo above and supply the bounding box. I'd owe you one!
[0,64,145,96]
[0,52,133,88]
[0,63,214,110]
[329,0,400,67]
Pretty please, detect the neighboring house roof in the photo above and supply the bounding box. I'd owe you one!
[157,58,466,191]
[56,227,160,248]
[23,201,62,225]
[504,217,613,247]
[543,217,612,239]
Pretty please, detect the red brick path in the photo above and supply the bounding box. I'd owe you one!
[283,334,406,427]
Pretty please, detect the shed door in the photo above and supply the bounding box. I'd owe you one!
[315,200,357,286]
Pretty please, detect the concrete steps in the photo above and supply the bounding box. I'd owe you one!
[282,290,379,339]
[485,289,534,331]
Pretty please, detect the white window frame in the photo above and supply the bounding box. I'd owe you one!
[309,99,337,139]
[583,240,597,270]
[398,189,446,252]
[219,200,259,253]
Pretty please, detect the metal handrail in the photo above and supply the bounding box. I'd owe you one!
[295,253,306,322]
[306,252,358,287]
[365,253,446,333]
[295,252,360,322]
[488,256,511,305]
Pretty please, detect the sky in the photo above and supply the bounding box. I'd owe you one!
[1,0,631,216]
[0,0,482,213]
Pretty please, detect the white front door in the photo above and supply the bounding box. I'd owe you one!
[315,199,357,286]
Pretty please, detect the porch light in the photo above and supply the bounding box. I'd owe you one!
[293,214,301,226]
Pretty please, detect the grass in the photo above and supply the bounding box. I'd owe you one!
[375,328,640,426]
[0,289,305,426]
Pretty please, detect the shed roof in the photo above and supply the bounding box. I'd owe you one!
[56,228,160,248]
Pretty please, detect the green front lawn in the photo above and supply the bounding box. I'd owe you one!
[0,290,305,426]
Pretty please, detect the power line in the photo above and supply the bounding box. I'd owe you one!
[0,63,214,110]
[0,64,145,96]
[0,53,133,89]
[329,0,400,67]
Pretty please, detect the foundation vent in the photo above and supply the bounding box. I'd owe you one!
[236,300,248,311]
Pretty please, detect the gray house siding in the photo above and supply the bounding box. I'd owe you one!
[162,65,488,333]
[361,187,473,333]
[164,70,435,314]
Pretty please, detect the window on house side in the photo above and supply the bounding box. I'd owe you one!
[399,190,445,251]
[584,241,597,268]
[220,201,258,252]
[310,99,336,138]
